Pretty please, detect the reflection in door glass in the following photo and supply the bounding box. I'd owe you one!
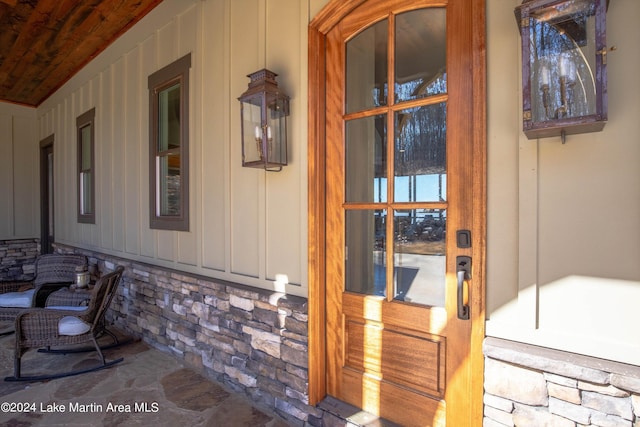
[345,115,387,203]
[395,8,446,102]
[345,210,386,296]
[394,103,447,202]
[394,209,446,307]
[346,19,388,113]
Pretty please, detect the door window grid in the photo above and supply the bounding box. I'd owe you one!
[343,8,448,307]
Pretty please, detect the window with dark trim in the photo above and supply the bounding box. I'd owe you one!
[148,53,191,231]
[77,108,95,224]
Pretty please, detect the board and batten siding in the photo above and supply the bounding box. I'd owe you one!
[36,0,308,297]
[0,103,38,240]
[5,0,634,368]
[485,0,640,365]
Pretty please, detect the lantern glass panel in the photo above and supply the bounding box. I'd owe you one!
[266,97,287,165]
[528,1,597,123]
[241,99,263,164]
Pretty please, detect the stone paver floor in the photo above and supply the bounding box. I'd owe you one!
[0,328,291,426]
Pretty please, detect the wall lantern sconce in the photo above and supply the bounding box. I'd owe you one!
[515,0,609,141]
[238,69,289,171]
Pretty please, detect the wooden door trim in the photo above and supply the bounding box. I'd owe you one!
[469,1,487,424]
[309,0,365,405]
[307,2,486,423]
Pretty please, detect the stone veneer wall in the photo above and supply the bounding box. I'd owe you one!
[54,245,321,426]
[484,337,640,427]
[0,238,39,281]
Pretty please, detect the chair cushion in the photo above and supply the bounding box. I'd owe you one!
[58,316,91,336]
[46,306,88,312]
[0,289,35,308]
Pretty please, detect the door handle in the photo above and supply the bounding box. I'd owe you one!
[456,256,471,320]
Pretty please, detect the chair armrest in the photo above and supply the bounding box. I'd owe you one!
[15,307,87,343]
[0,281,33,294]
[46,289,91,307]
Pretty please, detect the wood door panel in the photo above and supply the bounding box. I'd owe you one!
[342,367,446,427]
[342,292,448,333]
[344,317,446,396]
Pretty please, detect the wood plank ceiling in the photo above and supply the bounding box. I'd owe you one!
[0,0,163,107]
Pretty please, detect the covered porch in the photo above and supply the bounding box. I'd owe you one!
[0,330,290,426]
[0,0,639,425]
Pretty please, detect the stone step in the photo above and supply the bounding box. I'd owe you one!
[317,396,402,427]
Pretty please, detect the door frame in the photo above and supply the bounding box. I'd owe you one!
[40,134,55,255]
[307,0,487,423]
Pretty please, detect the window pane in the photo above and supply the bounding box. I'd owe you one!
[395,8,447,102]
[394,103,447,202]
[76,108,95,223]
[346,209,386,296]
[158,83,181,152]
[148,53,190,231]
[346,115,387,203]
[80,171,92,215]
[80,125,92,170]
[158,153,181,216]
[394,209,446,307]
[346,19,388,113]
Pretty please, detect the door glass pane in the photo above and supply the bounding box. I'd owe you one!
[158,153,181,216]
[346,19,388,113]
[159,83,181,151]
[346,115,387,203]
[395,8,446,102]
[346,209,386,296]
[394,209,446,306]
[394,103,447,202]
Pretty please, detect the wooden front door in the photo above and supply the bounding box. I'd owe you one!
[318,0,485,425]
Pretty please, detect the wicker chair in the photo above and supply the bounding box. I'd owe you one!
[0,254,88,324]
[6,266,125,381]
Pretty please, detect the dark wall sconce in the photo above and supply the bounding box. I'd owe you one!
[238,69,289,171]
[515,0,609,141]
